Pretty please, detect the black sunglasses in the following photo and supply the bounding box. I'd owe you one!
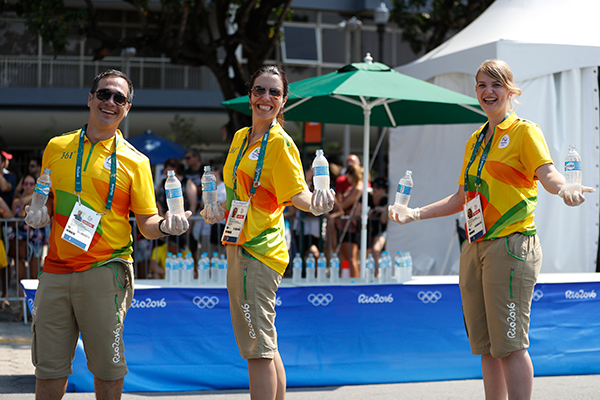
[94,89,128,106]
[251,85,283,99]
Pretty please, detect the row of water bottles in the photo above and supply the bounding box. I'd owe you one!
[292,253,341,285]
[165,251,227,286]
[365,251,413,284]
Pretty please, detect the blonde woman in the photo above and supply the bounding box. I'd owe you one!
[389,59,594,399]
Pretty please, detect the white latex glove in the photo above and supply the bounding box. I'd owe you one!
[309,189,335,216]
[24,205,51,229]
[388,205,421,225]
[160,210,192,236]
[558,184,595,207]
[199,202,226,224]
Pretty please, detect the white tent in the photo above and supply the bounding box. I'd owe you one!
[388,0,600,274]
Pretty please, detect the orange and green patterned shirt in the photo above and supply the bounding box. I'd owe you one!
[458,112,553,241]
[223,124,308,275]
[42,128,158,273]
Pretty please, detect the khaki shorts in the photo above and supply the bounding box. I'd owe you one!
[459,233,542,359]
[32,261,134,380]
[226,245,282,360]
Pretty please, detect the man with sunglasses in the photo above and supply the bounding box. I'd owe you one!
[24,69,192,400]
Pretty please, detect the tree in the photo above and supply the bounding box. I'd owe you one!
[7,0,293,139]
[391,0,495,54]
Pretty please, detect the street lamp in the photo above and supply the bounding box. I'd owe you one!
[374,2,390,177]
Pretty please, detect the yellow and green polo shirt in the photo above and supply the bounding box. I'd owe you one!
[42,129,158,273]
[458,112,553,241]
[223,124,308,275]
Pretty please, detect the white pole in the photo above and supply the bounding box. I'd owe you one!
[360,108,371,277]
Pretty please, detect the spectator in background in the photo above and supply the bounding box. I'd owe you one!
[184,148,203,194]
[335,154,361,195]
[14,156,42,199]
[10,173,46,322]
[330,164,364,277]
[155,157,198,217]
[368,177,389,276]
[0,151,17,208]
[0,196,14,311]
[148,236,189,279]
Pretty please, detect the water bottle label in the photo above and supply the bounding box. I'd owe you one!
[565,160,581,172]
[318,262,326,268]
[313,166,329,177]
[202,182,216,191]
[331,262,339,269]
[166,187,183,199]
[397,184,412,195]
[34,183,51,196]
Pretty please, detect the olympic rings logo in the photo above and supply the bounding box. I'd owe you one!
[532,289,544,302]
[193,296,219,309]
[308,293,333,306]
[417,291,442,304]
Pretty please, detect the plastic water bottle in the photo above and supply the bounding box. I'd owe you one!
[317,253,327,283]
[365,253,375,283]
[181,253,193,286]
[564,145,582,189]
[405,252,413,282]
[164,251,173,283]
[378,251,390,284]
[329,253,340,284]
[201,166,218,206]
[392,170,413,218]
[394,251,404,283]
[292,253,303,285]
[312,149,330,191]
[305,253,316,284]
[165,170,185,215]
[197,252,209,285]
[169,252,181,285]
[210,252,220,284]
[30,168,52,212]
[218,254,227,285]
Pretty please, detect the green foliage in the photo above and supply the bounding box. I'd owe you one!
[3,0,293,136]
[391,0,494,54]
[14,0,87,55]
[168,114,206,147]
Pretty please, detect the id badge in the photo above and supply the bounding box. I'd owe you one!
[61,202,102,251]
[464,195,486,243]
[222,200,250,245]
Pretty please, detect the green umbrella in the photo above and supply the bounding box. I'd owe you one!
[222,54,487,272]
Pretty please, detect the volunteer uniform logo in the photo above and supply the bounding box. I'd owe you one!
[498,134,510,149]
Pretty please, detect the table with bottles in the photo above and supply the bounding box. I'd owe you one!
[21,271,600,392]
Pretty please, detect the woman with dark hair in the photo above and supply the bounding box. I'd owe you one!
[201,65,334,399]
[329,164,364,277]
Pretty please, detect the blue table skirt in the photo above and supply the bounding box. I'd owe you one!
[21,276,600,392]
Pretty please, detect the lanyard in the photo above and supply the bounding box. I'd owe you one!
[75,124,118,214]
[232,124,272,200]
[463,123,493,201]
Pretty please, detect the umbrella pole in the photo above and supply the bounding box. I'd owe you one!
[360,109,371,279]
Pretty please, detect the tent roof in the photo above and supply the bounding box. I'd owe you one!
[398,0,600,81]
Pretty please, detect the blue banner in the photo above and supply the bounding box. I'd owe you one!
[22,279,600,392]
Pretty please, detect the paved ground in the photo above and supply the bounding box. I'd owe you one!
[1,288,599,400]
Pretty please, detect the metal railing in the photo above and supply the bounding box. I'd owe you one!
[0,55,221,90]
